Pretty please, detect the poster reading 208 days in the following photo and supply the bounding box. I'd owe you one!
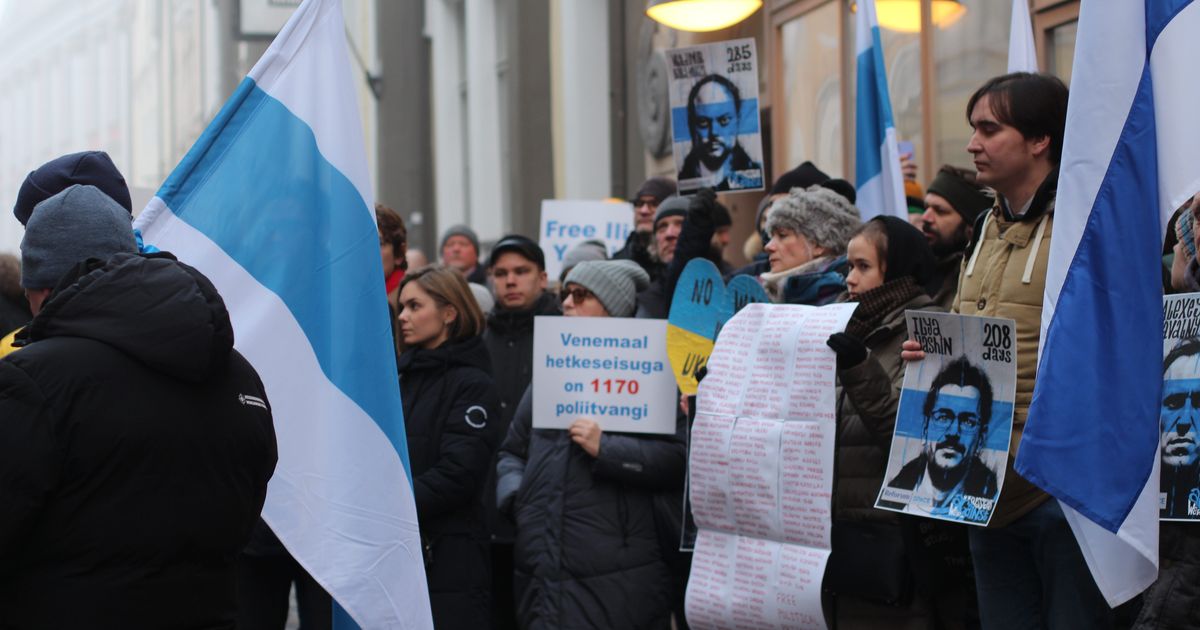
[875,311,1017,526]
[666,37,764,194]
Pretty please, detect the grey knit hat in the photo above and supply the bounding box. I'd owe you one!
[653,195,689,230]
[21,184,138,289]
[440,224,480,255]
[563,259,649,318]
[764,184,862,256]
[559,239,608,281]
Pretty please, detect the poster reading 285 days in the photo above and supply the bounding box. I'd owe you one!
[875,311,1017,526]
[666,38,764,194]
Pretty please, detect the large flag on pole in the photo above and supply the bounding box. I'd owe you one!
[134,0,432,627]
[1007,0,1038,73]
[854,0,907,220]
[1017,0,1200,606]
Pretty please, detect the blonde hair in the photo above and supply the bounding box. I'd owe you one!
[399,265,485,346]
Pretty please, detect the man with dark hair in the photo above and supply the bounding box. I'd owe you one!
[678,74,762,191]
[0,185,277,627]
[880,356,998,520]
[1160,338,1200,519]
[904,72,1112,628]
[921,165,994,308]
[482,234,560,629]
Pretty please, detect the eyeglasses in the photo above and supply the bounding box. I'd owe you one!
[561,287,594,304]
[929,409,982,434]
[632,198,659,209]
[1164,391,1200,411]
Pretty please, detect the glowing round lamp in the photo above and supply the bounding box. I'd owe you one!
[646,0,764,33]
[852,0,967,33]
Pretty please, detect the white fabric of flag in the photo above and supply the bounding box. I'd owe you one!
[133,0,432,627]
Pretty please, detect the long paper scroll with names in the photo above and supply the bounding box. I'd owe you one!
[685,302,857,630]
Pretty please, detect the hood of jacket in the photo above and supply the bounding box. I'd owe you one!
[26,252,235,382]
[396,333,492,375]
[487,291,562,336]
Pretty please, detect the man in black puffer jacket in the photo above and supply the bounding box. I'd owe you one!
[0,184,278,629]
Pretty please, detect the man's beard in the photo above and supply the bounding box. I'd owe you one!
[927,221,971,257]
[927,437,970,491]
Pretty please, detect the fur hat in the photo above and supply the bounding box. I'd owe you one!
[21,185,138,289]
[563,260,649,318]
[765,185,861,256]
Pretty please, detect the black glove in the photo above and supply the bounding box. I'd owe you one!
[686,188,718,231]
[826,332,868,370]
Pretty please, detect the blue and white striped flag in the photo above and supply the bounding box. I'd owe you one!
[134,0,432,627]
[854,0,906,220]
[1017,0,1200,606]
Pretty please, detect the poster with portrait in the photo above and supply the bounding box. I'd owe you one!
[1160,293,1200,521]
[875,311,1017,526]
[666,37,764,195]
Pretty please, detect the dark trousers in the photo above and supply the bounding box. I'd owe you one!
[491,542,518,630]
[236,552,332,630]
[967,500,1112,630]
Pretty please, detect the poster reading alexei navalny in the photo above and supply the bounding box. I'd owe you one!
[875,311,1017,526]
[1160,293,1200,521]
[666,37,764,195]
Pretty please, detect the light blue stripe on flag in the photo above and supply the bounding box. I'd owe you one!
[157,78,412,473]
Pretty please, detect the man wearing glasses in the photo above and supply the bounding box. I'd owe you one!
[880,356,999,521]
[613,177,676,275]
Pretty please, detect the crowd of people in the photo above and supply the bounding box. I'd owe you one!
[0,70,1197,629]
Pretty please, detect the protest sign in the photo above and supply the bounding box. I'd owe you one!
[1160,293,1200,521]
[667,259,768,394]
[532,316,676,434]
[875,311,1016,526]
[539,200,634,280]
[686,302,858,630]
[667,37,765,194]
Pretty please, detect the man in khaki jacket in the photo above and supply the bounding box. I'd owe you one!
[903,73,1112,629]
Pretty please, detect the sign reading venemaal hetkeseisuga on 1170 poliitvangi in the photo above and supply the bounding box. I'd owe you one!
[532,316,676,435]
[875,311,1016,526]
[666,37,765,195]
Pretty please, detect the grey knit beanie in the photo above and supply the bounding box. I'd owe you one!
[440,224,481,255]
[21,184,138,289]
[559,239,608,280]
[653,195,689,230]
[563,259,649,318]
[764,184,862,256]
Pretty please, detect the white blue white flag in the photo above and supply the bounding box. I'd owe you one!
[134,0,432,627]
[854,0,907,220]
[1007,0,1038,73]
[1018,0,1200,607]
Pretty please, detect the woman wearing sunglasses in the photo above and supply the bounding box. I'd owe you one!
[496,260,686,629]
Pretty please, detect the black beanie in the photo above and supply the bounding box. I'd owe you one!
[632,177,677,205]
[768,161,831,196]
[871,215,936,286]
[927,165,994,224]
[14,151,133,226]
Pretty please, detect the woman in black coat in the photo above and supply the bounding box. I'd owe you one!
[496,260,686,629]
[397,265,502,629]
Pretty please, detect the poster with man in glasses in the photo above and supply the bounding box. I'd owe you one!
[666,38,764,194]
[875,312,1017,526]
[1160,294,1200,520]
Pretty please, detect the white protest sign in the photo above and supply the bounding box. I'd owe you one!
[686,302,858,630]
[539,200,634,280]
[532,316,676,434]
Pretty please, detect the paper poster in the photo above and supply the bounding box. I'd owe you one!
[532,316,676,434]
[1160,293,1200,520]
[875,311,1016,526]
[667,38,765,194]
[685,302,857,630]
[666,259,769,395]
[539,200,635,280]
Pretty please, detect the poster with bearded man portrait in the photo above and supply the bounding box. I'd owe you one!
[1160,294,1200,520]
[876,311,1016,526]
[666,38,764,194]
